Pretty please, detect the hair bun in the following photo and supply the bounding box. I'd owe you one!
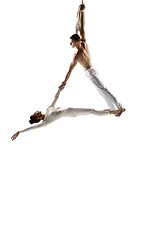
[29,116,34,124]
[29,113,41,125]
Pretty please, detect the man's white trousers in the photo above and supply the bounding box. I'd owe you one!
[85,67,122,110]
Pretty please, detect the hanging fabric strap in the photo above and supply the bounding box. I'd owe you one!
[75,1,84,34]
[75,5,81,34]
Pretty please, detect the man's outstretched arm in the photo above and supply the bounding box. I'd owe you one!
[80,4,86,41]
[58,55,78,91]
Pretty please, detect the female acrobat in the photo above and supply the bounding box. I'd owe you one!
[11,91,120,141]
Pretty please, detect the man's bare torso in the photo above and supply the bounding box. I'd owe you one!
[76,40,92,71]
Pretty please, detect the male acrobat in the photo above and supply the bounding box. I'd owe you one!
[59,3,125,116]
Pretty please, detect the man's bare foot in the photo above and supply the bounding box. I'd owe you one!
[104,109,110,112]
[114,108,126,117]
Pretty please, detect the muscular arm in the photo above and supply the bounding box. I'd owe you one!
[58,55,78,91]
[80,4,86,41]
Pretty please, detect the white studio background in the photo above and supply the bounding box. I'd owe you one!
[0,0,160,239]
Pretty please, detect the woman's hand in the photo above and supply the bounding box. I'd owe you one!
[11,132,19,141]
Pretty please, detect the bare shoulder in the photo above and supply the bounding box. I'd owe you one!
[73,51,81,61]
[81,39,88,49]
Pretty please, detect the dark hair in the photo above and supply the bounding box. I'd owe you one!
[29,112,41,125]
[70,34,81,42]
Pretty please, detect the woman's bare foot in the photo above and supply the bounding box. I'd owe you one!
[110,108,126,116]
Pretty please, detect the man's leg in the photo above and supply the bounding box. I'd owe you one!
[97,87,119,110]
[85,68,123,110]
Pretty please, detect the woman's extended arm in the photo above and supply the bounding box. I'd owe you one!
[47,89,61,109]
[11,121,49,141]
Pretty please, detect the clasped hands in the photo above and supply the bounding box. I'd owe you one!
[59,80,67,91]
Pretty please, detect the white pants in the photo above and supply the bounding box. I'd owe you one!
[85,67,122,110]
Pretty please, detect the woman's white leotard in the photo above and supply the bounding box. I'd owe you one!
[19,107,110,134]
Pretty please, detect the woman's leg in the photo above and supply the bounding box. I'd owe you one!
[65,108,111,118]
